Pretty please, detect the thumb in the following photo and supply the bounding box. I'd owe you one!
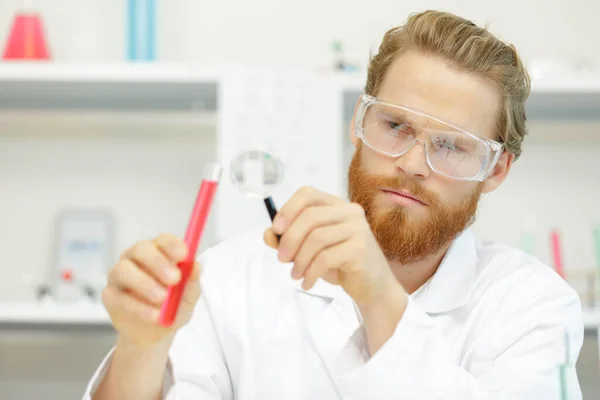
[190,261,201,281]
[181,262,201,305]
[263,228,279,249]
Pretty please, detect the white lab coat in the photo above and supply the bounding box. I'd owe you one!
[83,227,584,399]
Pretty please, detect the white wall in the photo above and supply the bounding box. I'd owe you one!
[0,0,599,70]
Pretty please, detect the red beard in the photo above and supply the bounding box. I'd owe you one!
[347,146,482,264]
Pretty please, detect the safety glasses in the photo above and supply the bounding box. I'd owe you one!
[354,95,504,182]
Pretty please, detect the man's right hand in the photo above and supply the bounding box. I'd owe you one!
[101,233,202,349]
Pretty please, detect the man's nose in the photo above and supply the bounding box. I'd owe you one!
[394,140,431,179]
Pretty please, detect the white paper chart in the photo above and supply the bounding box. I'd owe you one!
[216,66,345,241]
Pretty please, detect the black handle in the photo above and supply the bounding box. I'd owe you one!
[263,197,281,242]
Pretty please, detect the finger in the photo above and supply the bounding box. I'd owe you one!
[279,203,357,263]
[154,233,188,262]
[121,234,186,262]
[273,187,344,235]
[291,222,353,278]
[182,262,202,307]
[102,285,160,323]
[128,241,181,286]
[263,228,279,249]
[302,239,353,291]
[322,269,341,286]
[190,261,201,282]
[108,260,168,306]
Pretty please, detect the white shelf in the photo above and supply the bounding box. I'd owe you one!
[0,62,220,83]
[340,73,600,121]
[531,76,600,93]
[0,62,219,114]
[0,109,218,138]
[2,63,598,93]
[338,71,600,94]
[1,63,599,122]
[583,309,600,328]
[0,302,598,330]
[0,63,220,136]
[0,302,110,326]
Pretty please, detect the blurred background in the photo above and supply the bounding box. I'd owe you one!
[0,0,599,398]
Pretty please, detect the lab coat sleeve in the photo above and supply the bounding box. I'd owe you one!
[82,347,176,399]
[82,246,233,400]
[165,284,233,399]
[335,291,584,400]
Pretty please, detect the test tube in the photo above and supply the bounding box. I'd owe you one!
[159,162,222,327]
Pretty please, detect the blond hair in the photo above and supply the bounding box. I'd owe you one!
[366,10,531,158]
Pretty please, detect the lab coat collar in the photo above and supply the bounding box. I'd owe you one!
[411,228,477,314]
[292,228,477,314]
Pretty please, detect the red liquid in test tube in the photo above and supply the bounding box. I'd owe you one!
[158,163,222,327]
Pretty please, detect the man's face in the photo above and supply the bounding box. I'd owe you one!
[348,51,504,264]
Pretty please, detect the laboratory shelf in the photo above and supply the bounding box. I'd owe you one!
[0,109,217,137]
[0,302,111,327]
[1,63,599,122]
[0,62,220,82]
[583,309,600,328]
[0,302,598,331]
[340,73,600,121]
[0,62,219,113]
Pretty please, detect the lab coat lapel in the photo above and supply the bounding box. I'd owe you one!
[411,229,477,314]
[292,279,360,371]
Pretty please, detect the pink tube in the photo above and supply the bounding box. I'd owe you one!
[159,162,222,327]
[550,229,565,279]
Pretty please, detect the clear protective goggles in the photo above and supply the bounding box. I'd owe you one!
[355,95,504,181]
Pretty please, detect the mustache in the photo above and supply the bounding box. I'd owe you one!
[354,173,440,208]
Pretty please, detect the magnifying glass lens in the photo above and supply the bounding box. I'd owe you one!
[230,149,284,198]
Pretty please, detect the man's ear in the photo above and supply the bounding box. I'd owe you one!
[482,151,515,193]
[349,98,361,148]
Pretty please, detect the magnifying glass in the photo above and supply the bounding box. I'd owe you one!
[230,149,284,240]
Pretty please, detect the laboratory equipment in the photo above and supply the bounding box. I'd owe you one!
[230,149,284,236]
[593,225,600,278]
[230,149,283,199]
[519,217,536,255]
[550,229,565,279]
[330,40,359,72]
[51,209,116,302]
[3,1,50,60]
[159,162,222,327]
[127,0,156,61]
[559,331,570,400]
[229,148,344,399]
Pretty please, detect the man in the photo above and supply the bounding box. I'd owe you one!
[85,10,583,400]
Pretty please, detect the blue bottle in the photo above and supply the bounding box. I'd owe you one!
[127,0,156,61]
